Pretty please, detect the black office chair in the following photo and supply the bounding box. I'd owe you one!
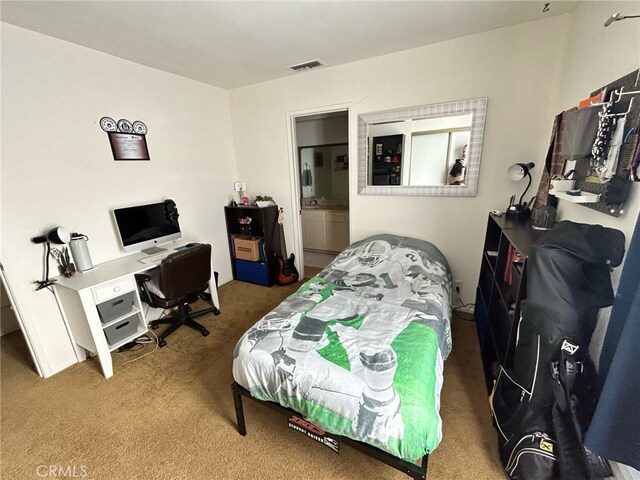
[135,243,220,347]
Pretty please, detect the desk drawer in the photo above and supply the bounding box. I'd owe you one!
[104,314,138,346]
[92,277,135,304]
[97,291,135,324]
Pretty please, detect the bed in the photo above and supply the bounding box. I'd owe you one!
[231,234,452,479]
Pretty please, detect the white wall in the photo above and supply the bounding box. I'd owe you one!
[296,115,348,147]
[550,2,640,372]
[229,15,570,305]
[1,24,237,376]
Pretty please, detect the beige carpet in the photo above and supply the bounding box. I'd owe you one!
[1,280,504,479]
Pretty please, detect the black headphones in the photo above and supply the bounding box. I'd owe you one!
[164,199,180,223]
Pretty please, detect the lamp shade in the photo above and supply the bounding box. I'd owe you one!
[508,162,535,181]
[604,12,640,27]
[604,12,622,26]
[32,227,71,244]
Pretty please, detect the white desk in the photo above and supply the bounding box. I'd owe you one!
[53,241,220,378]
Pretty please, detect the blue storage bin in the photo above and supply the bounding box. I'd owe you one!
[235,259,270,285]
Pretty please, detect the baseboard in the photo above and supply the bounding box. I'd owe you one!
[44,358,79,379]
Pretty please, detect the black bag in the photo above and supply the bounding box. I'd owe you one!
[504,432,559,480]
[551,347,612,480]
[491,318,561,479]
[491,221,625,480]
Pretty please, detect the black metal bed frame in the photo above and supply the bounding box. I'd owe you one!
[231,382,429,480]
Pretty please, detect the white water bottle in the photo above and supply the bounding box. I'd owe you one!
[69,233,93,271]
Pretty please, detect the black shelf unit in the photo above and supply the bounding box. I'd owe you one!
[371,134,404,185]
[474,214,548,393]
[224,205,281,286]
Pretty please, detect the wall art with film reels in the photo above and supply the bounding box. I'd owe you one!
[100,116,150,161]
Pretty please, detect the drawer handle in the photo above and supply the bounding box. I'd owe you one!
[115,321,130,330]
[111,299,124,307]
[113,286,121,293]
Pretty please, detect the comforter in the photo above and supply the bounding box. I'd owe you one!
[232,234,452,461]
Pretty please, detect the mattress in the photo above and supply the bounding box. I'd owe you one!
[232,234,452,461]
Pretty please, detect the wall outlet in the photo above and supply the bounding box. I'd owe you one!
[454,280,462,293]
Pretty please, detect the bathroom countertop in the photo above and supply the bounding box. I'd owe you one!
[300,198,349,211]
[301,205,349,211]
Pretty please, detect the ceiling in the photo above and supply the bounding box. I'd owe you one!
[1,1,577,90]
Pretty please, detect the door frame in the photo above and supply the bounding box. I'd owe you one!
[0,262,45,377]
[285,103,350,278]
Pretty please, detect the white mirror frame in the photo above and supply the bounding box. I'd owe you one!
[358,97,488,196]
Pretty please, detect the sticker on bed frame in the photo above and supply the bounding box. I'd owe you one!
[288,416,340,454]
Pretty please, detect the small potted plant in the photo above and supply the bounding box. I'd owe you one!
[254,195,274,208]
[51,247,76,277]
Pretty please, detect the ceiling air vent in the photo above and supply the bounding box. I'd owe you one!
[288,59,326,72]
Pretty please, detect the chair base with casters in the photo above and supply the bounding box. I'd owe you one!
[149,302,219,347]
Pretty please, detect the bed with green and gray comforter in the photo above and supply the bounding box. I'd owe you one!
[232,234,452,462]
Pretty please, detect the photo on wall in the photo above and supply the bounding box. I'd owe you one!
[108,133,150,161]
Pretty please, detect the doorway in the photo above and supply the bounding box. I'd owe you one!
[0,264,42,377]
[291,109,349,278]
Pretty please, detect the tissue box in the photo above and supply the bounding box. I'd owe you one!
[549,179,574,193]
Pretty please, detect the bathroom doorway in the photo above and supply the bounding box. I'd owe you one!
[290,109,349,278]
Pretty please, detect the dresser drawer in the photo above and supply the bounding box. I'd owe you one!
[92,277,135,304]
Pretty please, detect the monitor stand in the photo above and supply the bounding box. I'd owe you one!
[142,246,166,255]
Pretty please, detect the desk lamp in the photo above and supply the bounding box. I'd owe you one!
[32,227,71,291]
[604,12,640,27]
[506,162,535,219]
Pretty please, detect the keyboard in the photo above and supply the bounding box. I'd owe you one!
[138,250,174,265]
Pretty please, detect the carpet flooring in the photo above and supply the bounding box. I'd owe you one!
[1,280,504,479]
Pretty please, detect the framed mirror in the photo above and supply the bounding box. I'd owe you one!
[358,97,487,196]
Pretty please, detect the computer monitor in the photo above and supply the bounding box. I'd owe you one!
[113,201,181,254]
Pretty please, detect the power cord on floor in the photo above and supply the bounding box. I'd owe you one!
[113,329,159,363]
[134,333,156,345]
[113,305,175,362]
